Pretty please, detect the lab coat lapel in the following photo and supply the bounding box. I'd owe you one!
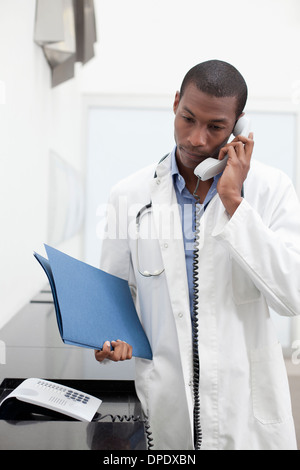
[149,157,194,419]
[149,157,192,338]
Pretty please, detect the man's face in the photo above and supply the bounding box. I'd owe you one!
[173,83,239,172]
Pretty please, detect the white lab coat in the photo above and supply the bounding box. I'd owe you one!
[100,153,300,450]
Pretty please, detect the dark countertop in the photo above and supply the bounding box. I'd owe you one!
[0,290,148,450]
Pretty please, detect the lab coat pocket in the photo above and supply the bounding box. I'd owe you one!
[231,260,261,304]
[251,342,292,424]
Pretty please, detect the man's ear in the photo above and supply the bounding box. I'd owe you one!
[173,91,180,114]
[233,111,245,130]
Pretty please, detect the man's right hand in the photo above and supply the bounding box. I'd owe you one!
[94,340,133,362]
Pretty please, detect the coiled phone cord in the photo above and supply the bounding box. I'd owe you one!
[192,180,203,450]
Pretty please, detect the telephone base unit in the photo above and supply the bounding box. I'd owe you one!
[0,378,149,450]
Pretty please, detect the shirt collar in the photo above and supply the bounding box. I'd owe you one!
[171,147,186,193]
[171,146,222,195]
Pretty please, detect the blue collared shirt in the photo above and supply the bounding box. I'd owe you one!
[171,146,221,317]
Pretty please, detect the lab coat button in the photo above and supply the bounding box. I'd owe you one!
[164,243,168,248]
[178,312,183,318]
[156,179,161,185]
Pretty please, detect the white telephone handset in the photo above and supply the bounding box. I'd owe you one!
[194,115,251,181]
[0,378,102,422]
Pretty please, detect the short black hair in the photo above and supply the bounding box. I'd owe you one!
[179,60,248,117]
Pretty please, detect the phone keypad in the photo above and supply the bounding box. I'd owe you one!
[64,389,90,404]
[36,380,91,405]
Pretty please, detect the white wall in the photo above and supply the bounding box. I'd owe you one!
[81,0,300,100]
[0,0,83,329]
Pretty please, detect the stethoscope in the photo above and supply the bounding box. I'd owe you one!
[135,202,165,277]
[135,152,245,278]
[135,153,168,278]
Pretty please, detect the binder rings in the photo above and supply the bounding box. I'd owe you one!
[34,245,152,360]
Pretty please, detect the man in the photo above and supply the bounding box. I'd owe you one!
[95,60,300,450]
